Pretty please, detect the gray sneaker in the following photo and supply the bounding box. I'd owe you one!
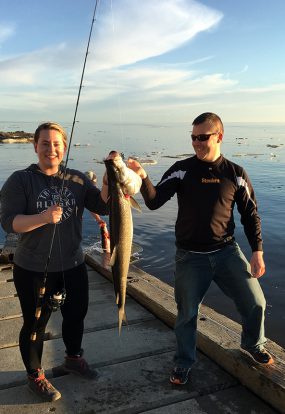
[28,369,61,402]
[64,356,98,380]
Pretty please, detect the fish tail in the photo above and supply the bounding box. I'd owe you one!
[118,307,127,335]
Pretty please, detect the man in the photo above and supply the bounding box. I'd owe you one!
[128,112,273,386]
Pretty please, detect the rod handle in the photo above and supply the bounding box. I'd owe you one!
[39,287,46,298]
[35,307,42,319]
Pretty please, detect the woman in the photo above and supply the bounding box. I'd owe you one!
[0,122,108,401]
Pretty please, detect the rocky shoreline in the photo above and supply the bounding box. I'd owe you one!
[0,131,34,143]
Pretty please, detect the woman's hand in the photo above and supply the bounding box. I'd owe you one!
[42,205,63,224]
[12,205,63,233]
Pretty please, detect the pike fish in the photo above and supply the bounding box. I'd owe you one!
[104,153,141,333]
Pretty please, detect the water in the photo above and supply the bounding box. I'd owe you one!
[1,121,284,347]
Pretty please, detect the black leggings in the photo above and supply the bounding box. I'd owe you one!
[13,263,89,374]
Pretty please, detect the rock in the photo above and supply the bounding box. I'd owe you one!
[0,131,34,143]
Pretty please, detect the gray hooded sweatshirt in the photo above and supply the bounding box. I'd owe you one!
[0,164,108,272]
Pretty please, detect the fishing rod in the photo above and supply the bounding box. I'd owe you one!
[31,0,100,341]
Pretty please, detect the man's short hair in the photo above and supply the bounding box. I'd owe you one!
[192,112,224,134]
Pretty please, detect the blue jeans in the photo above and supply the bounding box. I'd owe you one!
[174,242,266,368]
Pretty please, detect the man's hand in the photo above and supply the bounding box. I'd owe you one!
[250,251,266,278]
[127,158,147,179]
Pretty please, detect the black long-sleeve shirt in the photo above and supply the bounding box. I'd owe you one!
[141,155,262,253]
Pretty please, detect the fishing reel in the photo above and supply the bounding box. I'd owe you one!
[47,289,66,312]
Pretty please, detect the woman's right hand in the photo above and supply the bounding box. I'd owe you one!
[42,205,63,224]
[12,205,63,233]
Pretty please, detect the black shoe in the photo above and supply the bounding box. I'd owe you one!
[170,367,191,385]
[28,369,61,401]
[247,347,274,365]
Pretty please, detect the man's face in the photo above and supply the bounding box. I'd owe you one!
[34,129,66,174]
[191,121,222,162]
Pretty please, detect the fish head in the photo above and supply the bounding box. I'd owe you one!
[104,158,118,184]
[104,151,142,195]
[104,152,128,184]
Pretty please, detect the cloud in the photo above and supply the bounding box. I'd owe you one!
[240,65,249,73]
[0,0,227,120]
[81,66,238,105]
[0,23,15,45]
[0,22,15,48]
[88,0,223,70]
[0,42,81,86]
[237,83,285,94]
[0,0,223,92]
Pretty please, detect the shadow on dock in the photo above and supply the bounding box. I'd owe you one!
[0,248,284,413]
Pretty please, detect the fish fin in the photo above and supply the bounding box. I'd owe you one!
[110,246,117,267]
[118,308,127,335]
[130,196,141,212]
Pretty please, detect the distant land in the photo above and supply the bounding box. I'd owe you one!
[0,131,34,143]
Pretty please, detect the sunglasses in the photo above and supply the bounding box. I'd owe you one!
[191,132,219,142]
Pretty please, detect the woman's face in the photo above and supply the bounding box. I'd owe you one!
[34,129,66,174]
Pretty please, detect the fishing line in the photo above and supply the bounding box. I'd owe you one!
[31,0,101,341]
[110,0,125,155]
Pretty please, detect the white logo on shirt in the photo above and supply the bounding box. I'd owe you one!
[158,170,186,186]
[37,186,76,222]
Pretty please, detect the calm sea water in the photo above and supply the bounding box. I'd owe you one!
[1,121,284,347]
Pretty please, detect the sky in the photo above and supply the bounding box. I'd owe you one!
[0,0,285,125]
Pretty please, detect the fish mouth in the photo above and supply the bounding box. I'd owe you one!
[108,150,123,159]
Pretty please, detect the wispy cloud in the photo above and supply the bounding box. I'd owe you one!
[0,23,15,46]
[240,65,249,73]
[82,67,238,103]
[0,43,80,86]
[0,0,223,85]
[0,0,227,120]
[237,83,285,93]
[89,0,223,70]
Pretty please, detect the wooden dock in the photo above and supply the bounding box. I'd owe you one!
[0,249,284,413]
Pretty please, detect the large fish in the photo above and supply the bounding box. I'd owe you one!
[104,152,141,333]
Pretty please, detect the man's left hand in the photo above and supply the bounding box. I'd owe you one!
[250,251,266,278]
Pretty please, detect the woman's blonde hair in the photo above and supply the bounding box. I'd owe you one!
[34,122,68,147]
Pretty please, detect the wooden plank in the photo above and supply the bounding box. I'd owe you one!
[0,318,23,348]
[0,268,13,283]
[0,281,17,298]
[0,273,155,348]
[85,250,285,414]
[0,350,237,413]
[0,319,176,389]
[0,263,13,272]
[0,297,22,320]
[143,386,277,414]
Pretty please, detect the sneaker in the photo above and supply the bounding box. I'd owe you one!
[64,355,98,379]
[170,367,191,385]
[28,369,61,402]
[247,347,274,365]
